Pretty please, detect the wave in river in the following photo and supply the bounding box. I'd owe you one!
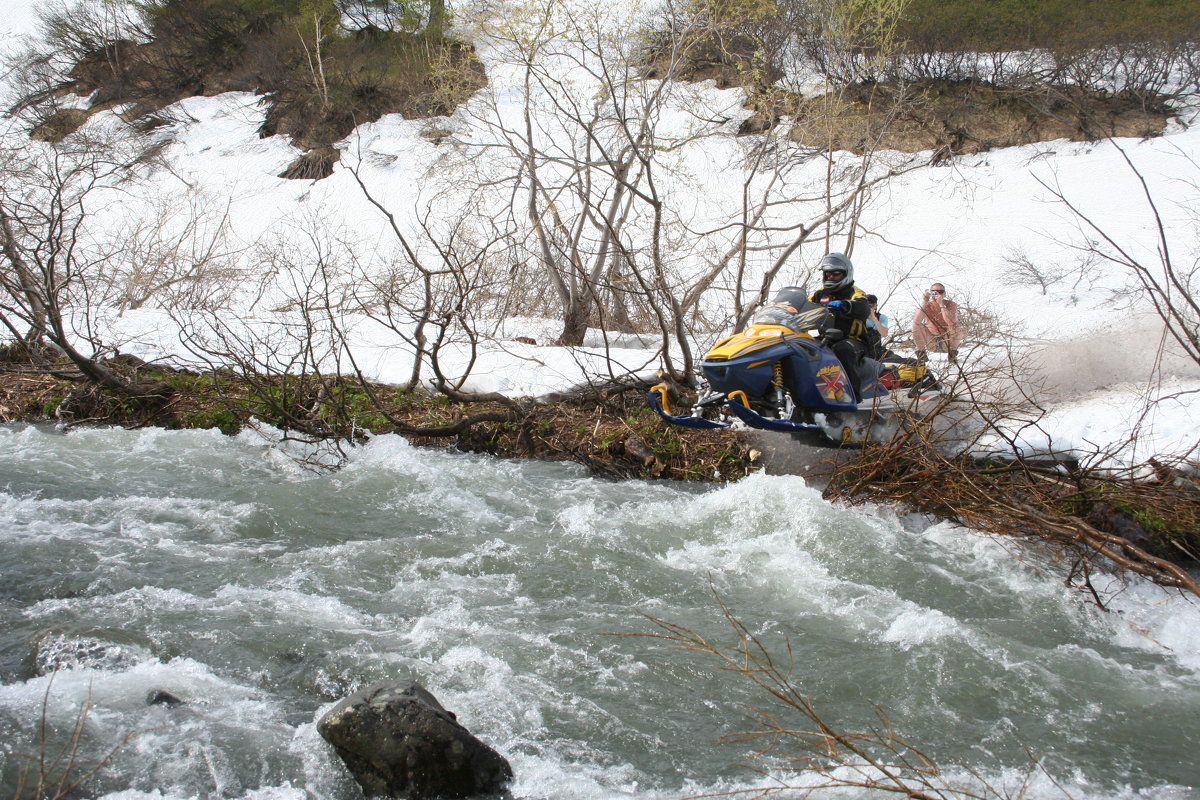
[0,424,1197,799]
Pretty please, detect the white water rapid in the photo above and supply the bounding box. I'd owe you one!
[1,423,1197,799]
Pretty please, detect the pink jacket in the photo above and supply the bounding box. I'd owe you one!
[912,296,962,351]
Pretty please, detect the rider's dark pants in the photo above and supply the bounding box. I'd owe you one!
[831,338,866,400]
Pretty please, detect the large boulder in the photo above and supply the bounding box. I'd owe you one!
[317,680,513,800]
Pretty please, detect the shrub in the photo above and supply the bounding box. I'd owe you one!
[19,0,483,157]
[897,0,1200,53]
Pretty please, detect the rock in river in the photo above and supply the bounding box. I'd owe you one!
[317,679,513,799]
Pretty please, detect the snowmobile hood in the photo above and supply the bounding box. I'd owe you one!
[704,324,812,361]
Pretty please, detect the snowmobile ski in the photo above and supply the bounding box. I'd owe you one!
[646,386,730,430]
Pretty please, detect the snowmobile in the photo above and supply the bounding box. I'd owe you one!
[647,299,936,445]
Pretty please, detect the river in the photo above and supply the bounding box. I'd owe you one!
[0,423,1197,799]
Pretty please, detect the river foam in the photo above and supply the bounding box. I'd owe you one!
[0,425,1197,799]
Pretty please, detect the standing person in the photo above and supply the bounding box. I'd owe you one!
[912,283,961,363]
[864,294,889,360]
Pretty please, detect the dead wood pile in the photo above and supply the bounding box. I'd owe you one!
[826,421,1200,602]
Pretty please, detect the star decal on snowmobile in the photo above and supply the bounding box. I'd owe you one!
[815,365,847,401]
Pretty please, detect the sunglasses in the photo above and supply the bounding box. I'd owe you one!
[825,270,846,278]
[930,288,945,294]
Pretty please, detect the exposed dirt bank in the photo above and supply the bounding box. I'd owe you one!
[0,360,759,482]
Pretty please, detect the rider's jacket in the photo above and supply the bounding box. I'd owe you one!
[808,285,870,342]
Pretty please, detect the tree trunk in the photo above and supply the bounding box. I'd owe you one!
[556,301,589,346]
[425,0,447,39]
[0,206,48,342]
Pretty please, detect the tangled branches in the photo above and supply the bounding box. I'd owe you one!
[825,414,1200,602]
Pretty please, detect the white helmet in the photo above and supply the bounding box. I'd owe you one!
[819,252,853,292]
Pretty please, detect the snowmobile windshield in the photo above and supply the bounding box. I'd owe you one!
[751,300,830,334]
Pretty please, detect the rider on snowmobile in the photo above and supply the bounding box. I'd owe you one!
[754,252,872,400]
[806,253,872,400]
[806,251,873,398]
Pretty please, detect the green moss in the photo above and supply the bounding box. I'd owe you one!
[391,388,450,410]
[353,413,389,433]
[187,407,241,435]
[597,429,622,450]
[1110,498,1169,534]
[621,408,687,460]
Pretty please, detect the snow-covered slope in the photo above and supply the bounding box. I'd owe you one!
[2,0,1198,468]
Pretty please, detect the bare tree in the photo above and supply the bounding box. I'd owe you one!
[475,0,694,350]
[1037,142,1200,373]
[345,158,522,399]
[108,191,241,313]
[3,0,142,133]
[0,128,168,394]
[424,0,927,391]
